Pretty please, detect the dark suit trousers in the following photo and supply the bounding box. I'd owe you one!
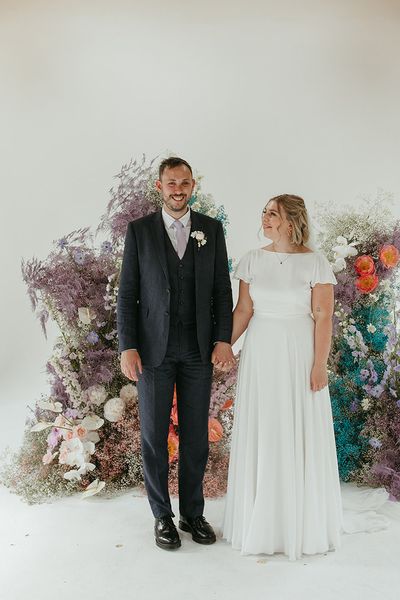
[137,323,213,519]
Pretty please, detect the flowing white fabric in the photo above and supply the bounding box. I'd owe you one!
[222,248,390,561]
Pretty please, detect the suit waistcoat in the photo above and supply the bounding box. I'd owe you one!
[164,227,196,326]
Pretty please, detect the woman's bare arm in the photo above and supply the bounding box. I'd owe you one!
[231,280,254,346]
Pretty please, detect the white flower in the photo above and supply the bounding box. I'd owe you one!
[82,479,106,499]
[119,383,138,403]
[367,323,376,333]
[63,469,82,481]
[332,257,347,273]
[37,398,63,413]
[84,384,108,407]
[361,398,372,411]
[81,414,104,430]
[104,397,126,422]
[30,421,54,432]
[333,236,359,258]
[191,230,207,248]
[78,307,96,325]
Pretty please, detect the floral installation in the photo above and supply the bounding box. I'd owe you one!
[190,230,207,249]
[315,192,400,498]
[0,155,235,504]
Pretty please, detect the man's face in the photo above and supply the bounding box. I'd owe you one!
[156,165,195,214]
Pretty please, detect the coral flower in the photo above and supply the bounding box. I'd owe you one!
[355,273,379,294]
[379,244,400,268]
[354,255,375,275]
[167,428,179,463]
[221,398,233,410]
[208,418,223,442]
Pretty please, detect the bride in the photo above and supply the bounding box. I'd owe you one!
[222,194,343,560]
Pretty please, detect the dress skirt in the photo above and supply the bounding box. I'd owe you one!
[222,311,343,561]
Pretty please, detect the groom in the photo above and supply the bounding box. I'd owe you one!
[117,157,234,550]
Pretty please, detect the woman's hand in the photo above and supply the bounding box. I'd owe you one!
[310,363,328,392]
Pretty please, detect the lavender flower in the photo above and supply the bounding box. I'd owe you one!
[58,237,68,249]
[86,331,99,344]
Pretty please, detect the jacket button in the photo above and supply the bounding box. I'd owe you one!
[166,289,170,293]
[165,311,169,316]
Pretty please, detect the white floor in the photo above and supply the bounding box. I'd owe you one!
[1,482,400,600]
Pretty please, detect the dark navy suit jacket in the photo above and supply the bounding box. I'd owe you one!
[117,209,233,366]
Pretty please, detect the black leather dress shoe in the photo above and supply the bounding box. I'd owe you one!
[154,516,181,550]
[179,515,216,545]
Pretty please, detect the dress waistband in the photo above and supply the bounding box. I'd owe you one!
[252,311,312,319]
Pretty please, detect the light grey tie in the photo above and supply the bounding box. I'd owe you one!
[172,219,187,259]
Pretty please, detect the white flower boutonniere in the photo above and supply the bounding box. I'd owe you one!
[191,230,207,249]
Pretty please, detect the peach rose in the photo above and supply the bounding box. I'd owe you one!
[379,244,400,268]
[355,273,379,293]
[208,418,223,442]
[354,255,375,276]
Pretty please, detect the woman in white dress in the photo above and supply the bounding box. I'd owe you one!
[222,194,343,561]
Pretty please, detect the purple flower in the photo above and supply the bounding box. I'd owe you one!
[101,241,113,254]
[73,249,86,265]
[390,388,398,398]
[47,427,62,449]
[350,400,359,412]
[369,437,382,449]
[64,408,80,419]
[394,364,400,373]
[396,400,400,408]
[58,237,68,249]
[360,369,370,381]
[87,331,99,344]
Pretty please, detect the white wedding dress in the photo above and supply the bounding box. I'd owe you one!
[222,248,343,560]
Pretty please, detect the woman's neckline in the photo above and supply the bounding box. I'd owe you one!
[259,247,315,256]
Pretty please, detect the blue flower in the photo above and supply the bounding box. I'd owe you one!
[86,331,99,344]
[101,241,113,254]
[58,237,68,249]
[369,437,382,449]
[73,249,86,265]
[396,400,400,408]
[349,400,359,412]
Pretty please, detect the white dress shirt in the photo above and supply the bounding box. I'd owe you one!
[161,206,191,253]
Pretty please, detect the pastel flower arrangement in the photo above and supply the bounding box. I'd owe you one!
[0,155,235,504]
[315,193,400,497]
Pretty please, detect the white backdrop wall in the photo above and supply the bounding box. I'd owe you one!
[1,0,400,450]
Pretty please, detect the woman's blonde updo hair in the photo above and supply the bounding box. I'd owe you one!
[267,194,310,246]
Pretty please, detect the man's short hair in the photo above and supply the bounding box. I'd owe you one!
[158,157,193,179]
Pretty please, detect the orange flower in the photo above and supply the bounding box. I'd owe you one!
[354,255,375,275]
[355,273,379,294]
[208,418,223,442]
[379,244,400,268]
[169,385,179,425]
[167,427,179,463]
[221,398,233,410]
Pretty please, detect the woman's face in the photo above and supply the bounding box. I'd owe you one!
[262,200,291,241]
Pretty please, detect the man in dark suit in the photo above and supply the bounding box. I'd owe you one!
[117,157,234,550]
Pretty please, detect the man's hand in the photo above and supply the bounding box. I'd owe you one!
[120,349,143,382]
[211,342,235,372]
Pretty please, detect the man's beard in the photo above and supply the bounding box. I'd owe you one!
[164,195,189,212]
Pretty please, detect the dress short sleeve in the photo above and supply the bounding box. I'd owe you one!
[234,250,253,283]
[310,253,337,287]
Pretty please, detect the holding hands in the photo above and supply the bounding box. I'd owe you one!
[212,342,235,372]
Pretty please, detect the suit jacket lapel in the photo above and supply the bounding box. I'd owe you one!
[151,210,170,284]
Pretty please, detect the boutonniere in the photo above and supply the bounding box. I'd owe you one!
[191,230,207,249]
